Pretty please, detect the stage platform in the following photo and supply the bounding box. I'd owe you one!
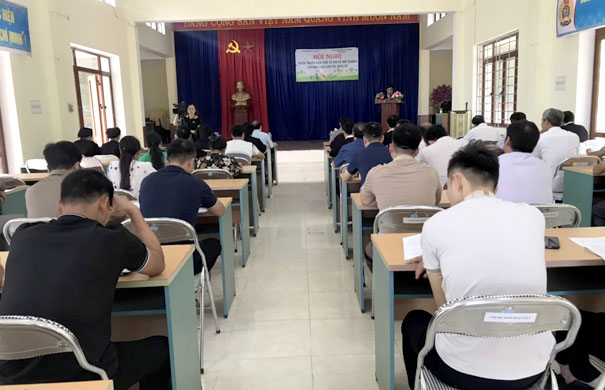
[275,141,324,151]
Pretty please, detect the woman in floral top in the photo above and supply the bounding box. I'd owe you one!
[196,134,242,177]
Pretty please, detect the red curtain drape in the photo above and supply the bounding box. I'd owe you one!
[217,29,269,139]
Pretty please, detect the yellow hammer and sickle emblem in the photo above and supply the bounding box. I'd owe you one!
[226,40,240,54]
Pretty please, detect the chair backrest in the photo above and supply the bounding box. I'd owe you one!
[373,206,443,234]
[25,159,48,173]
[114,189,137,201]
[193,169,233,180]
[93,154,119,165]
[0,315,108,380]
[415,294,581,389]
[555,156,600,178]
[0,176,26,189]
[80,157,104,173]
[534,204,581,228]
[226,152,251,166]
[3,217,53,245]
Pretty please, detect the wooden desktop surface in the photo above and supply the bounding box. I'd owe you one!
[563,166,604,176]
[241,166,256,174]
[0,381,113,390]
[13,173,48,182]
[372,227,605,272]
[350,192,450,210]
[0,245,194,288]
[205,179,248,191]
[198,197,232,217]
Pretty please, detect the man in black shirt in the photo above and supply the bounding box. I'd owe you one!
[562,111,589,142]
[74,127,102,157]
[382,114,400,146]
[243,122,267,154]
[101,127,121,157]
[0,170,168,390]
[329,119,354,158]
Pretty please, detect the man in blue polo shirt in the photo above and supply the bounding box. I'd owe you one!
[333,122,366,167]
[341,122,392,185]
[139,138,225,274]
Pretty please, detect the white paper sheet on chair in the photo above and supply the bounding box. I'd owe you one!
[569,237,605,260]
[402,234,422,262]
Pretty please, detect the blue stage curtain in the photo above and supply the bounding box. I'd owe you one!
[265,24,419,141]
[174,31,222,133]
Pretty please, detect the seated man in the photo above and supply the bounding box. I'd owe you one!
[243,122,267,154]
[25,141,82,218]
[341,122,392,185]
[418,124,464,187]
[497,120,553,204]
[333,122,366,167]
[382,114,399,147]
[402,142,554,390]
[533,108,579,194]
[562,111,588,143]
[329,116,350,142]
[226,125,264,162]
[329,119,354,158]
[0,170,168,389]
[464,115,501,142]
[140,138,225,274]
[251,120,275,149]
[74,127,102,157]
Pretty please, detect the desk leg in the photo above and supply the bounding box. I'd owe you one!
[374,246,395,390]
[332,169,339,233]
[267,150,273,197]
[240,188,251,267]
[353,201,364,312]
[342,182,349,252]
[324,152,329,198]
[272,147,278,185]
[260,161,267,211]
[563,170,594,227]
[327,159,333,209]
[250,173,259,236]
[164,254,202,389]
[220,205,236,317]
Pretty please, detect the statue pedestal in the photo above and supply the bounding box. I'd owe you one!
[232,104,249,126]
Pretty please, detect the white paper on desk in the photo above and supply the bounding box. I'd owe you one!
[198,207,208,214]
[569,237,605,260]
[403,234,422,262]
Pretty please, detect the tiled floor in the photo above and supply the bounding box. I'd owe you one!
[202,150,410,390]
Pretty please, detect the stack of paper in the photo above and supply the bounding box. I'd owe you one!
[569,237,605,260]
[402,234,422,262]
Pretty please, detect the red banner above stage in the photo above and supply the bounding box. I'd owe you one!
[217,29,270,139]
[174,15,418,31]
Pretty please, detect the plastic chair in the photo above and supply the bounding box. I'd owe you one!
[534,204,581,228]
[3,217,54,246]
[93,155,119,165]
[414,294,581,390]
[0,176,26,189]
[553,156,600,200]
[25,159,48,173]
[122,217,219,373]
[80,157,105,173]
[193,169,233,180]
[114,189,137,201]
[0,315,108,380]
[226,152,251,166]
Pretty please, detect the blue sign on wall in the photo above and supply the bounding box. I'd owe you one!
[557,0,605,37]
[0,0,31,55]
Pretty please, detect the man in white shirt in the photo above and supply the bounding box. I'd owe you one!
[497,120,553,204]
[532,108,580,194]
[402,142,554,390]
[417,124,464,187]
[225,125,264,162]
[328,116,350,142]
[464,115,501,142]
[251,121,275,149]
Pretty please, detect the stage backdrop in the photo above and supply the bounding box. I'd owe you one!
[265,24,419,141]
[174,31,222,134]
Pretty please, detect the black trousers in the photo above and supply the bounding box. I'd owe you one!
[401,310,543,390]
[171,238,222,275]
[556,310,605,382]
[0,336,170,390]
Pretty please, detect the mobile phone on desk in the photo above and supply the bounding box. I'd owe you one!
[545,236,560,249]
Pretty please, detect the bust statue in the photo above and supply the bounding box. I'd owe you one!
[232,81,251,107]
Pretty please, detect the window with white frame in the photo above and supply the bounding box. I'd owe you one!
[146,22,166,35]
[100,0,115,7]
[476,31,519,127]
[427,13,446,27]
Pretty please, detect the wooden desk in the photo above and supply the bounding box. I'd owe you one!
[1,245,201,390]
[372,228,605,390]
[197,197,236,316]
[206,179,250,266]
[0,381,113,389]
[251,159,267,212]
[13,173,48,185]
[562,166,605,227]
[239,166,259,236]
[2,186,28,216]
[340,177,361,258]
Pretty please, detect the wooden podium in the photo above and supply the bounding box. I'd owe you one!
[232,103,250,126]
[376,99,403,133]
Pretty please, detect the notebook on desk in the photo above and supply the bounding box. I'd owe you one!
[569,237,605,260]
[402,234,422,262]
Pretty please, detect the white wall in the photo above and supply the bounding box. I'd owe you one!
[429,50,453,107]
[141,59,170,118]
